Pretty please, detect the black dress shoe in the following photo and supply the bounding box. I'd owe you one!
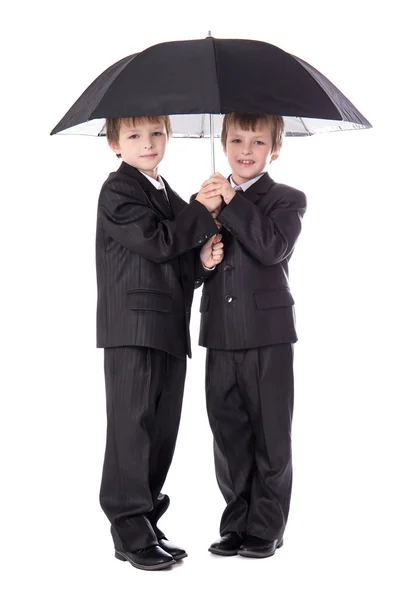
[115,545,175,570]
[237,536,283,558]
[208,532,244,556]
[158,537,188,560]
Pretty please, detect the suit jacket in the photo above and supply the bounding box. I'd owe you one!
[193,172,307,350]
[96,161,219,358]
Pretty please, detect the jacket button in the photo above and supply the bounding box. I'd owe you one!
[197,236,204,244]
[224,264,232,272]
[225,295,233,303]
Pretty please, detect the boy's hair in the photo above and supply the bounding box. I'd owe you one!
[221,113,285,153]
[106,115,172,157]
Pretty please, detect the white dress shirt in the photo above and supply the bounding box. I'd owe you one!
[140,170,170,203]
[229,172,265,192]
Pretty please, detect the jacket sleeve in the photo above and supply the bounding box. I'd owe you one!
[217,188,307,266]
[189,193,219,287]
[193,250,218,288]
[99,178,219,263]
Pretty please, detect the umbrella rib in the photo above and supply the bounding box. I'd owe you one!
[290,54,370,127]
[298,117,312,136]
[89,53,139,121]
[209,37,222,112]
[287,53,345,122]
[200,114,205,138]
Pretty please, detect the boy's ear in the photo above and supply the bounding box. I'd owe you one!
[108,139,120,154]
[270,150,280,163]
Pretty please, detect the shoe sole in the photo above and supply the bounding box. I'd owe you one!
[237,539,284,559]
[208,547,239,556]
[115,550,176,570]
[173,551,188,560]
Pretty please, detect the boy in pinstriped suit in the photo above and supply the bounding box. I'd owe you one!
[197,113,306,559]
[96,115,224,570]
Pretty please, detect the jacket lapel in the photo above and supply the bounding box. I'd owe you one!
[118,162,172,219]
[161,178,195,293]
[152,188,174,219]
[242,172,275,206]
[162,178,188,218]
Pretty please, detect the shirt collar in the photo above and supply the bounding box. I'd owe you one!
[139,171,165,191]
[229,172,265,192]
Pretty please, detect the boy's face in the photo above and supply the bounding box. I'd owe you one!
[224,121,279,185]
[109,118,168,178]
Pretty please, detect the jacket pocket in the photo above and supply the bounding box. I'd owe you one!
[127,289,173,313]
[254,288,294,310]
[200,293,210,313]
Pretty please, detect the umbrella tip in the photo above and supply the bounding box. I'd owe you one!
[207,30,212,37]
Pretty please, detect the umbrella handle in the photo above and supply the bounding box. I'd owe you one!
[209,114,215,174]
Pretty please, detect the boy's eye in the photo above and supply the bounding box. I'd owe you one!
[129,134,139,139]
[255,141,265,145]
[152,131,163,137]
[231,139,241,144]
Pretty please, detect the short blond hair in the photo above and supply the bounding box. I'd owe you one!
[221,113,284,153]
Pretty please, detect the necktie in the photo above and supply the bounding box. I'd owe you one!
[234,186,243,192]
[160,187,170,206]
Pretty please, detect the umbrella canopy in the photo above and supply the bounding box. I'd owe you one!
[51,36,371,138]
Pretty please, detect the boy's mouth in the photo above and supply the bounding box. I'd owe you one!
[141,154,157,159]
[238,160,255,165]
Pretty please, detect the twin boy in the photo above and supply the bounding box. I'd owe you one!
[96,112,306,570]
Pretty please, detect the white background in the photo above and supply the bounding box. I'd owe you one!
[2,1,399,598]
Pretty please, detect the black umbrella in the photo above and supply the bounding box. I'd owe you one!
[51,35,371,169]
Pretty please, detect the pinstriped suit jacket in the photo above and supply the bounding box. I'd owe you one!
[192,172,307,350]
[96,162,219,358]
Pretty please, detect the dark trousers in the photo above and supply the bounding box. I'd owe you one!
[100,346,186,551]
[206,344,294,541]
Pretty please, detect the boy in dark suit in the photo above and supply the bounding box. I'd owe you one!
[97,115,223,570]
[197,113,307,558]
